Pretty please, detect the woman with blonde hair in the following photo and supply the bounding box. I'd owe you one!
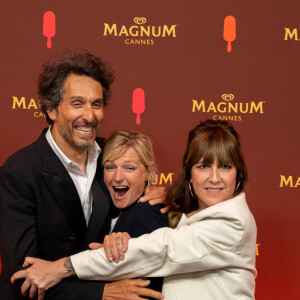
[95,130,168,296]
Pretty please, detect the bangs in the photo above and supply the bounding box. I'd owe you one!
[102,144,128,165]
[188,130,239,167]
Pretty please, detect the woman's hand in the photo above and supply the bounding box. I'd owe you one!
[11,256,74,299]
[103,232,131,263]
[89,242,104,249]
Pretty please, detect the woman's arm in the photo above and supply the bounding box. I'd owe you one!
[72,213,248,281]
[103,201,168,262]
[12,199,254,293]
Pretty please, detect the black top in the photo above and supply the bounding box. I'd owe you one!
[112,200,169,298]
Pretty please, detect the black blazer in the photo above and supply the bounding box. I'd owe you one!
[0,129,116,300]
[112,201,169,299]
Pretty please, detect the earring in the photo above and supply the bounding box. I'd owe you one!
[189,182,196,199]
[235,181,241,190]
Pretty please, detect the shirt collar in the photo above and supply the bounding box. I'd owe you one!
[45,126,101,168]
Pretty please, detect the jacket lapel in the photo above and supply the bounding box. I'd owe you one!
[36,129,87,244]
[178,193,246,227]
[82,168,112,248]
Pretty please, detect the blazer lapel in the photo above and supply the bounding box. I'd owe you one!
[82,171,111,248]
[36,130,87,244]
[178,193,246,227]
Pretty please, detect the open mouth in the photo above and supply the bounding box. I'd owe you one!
[205,188,223,191]
[113,186,129,197]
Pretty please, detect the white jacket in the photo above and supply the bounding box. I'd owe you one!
[71,193,257,299]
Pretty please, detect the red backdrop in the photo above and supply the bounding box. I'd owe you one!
[1,1,300,299]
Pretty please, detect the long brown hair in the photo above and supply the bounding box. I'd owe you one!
[167,120,248,228]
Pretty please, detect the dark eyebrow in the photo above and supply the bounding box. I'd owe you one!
[92,98,104,103]
[69,96,84,101]
[68,96,104,103]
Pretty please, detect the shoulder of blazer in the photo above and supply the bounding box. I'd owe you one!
[95,136,105,149]
[179,193,250,226]
[2,129,47,168]
[1,128,64,177]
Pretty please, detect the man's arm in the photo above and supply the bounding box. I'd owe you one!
[139,186,171,213]
[0,164,106,300]
[0,157,164,300]
[11,257,164,300]
[0,165,38,296]
[11,210,244,299]
[139,186,166,206]
[139,186,179,213]
[2,162,164,300]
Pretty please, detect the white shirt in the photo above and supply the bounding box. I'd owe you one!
[109,217,119,234]
[46,127,101,225]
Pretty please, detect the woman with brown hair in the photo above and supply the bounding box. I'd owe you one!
[12,120,257,300]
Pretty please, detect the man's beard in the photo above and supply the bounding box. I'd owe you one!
[63,120,102,151]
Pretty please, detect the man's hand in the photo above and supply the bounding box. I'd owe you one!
[103,278,164,300]
[103,232,131,263]
[11,257,74,299]
[139,186,175,213]
[139,186,165,205]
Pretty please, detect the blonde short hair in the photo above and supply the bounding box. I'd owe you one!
[102,130,157,185]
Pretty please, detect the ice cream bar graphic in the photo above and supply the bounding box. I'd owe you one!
[223,16,236,53]
[43,11,56,48]
[132,88,145,125]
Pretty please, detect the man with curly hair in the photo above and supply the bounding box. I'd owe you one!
[0,51,164,300]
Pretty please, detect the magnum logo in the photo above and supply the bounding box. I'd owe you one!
[223,16,236,53]
[256,243,261,256]
[284,28,300,40]
[153,173,174,185]
[43,11,56,48]
[134,17,146,25]
[12,96,45,118]
[103,17,178,45]
[279,175,300,187]
[192,94,265,122]
[132,88,145,125]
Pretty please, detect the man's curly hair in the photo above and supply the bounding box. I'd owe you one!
[38,50,115,124]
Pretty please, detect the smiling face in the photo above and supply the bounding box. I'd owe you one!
[191,158,237,210]
[48,74,104,156]
[104,147,149,209]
